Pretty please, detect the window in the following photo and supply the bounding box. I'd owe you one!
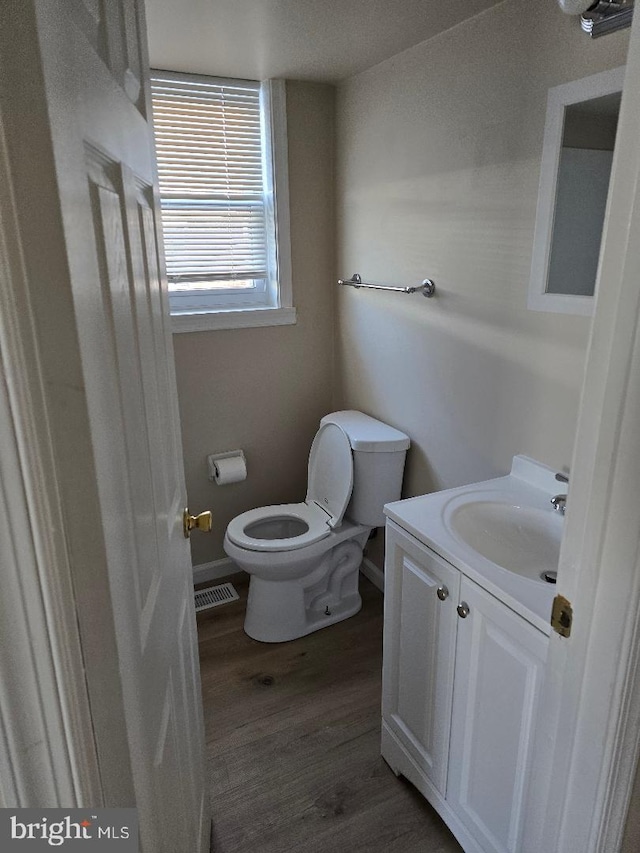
[150,71,294,332]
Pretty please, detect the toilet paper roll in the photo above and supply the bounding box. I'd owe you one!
[213,454,247,485]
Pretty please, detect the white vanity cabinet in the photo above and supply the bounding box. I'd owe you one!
[381,520,549,853]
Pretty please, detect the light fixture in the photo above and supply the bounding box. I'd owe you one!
[557,0,634,37]
[581,1,634,37]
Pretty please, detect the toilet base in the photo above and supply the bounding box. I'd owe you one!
[243,535,367,643]
[244,583,362,643]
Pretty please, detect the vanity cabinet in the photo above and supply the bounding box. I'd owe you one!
[382,521,548,853]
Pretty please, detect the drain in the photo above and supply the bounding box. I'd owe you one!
[541,570,558,584]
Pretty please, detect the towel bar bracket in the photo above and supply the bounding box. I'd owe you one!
[420,279,436,298]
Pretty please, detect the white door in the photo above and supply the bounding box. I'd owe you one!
[0,1,209,849]
[382,522,460,795]
[447,577,548,853]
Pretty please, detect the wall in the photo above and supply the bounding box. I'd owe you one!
[336,0,629,569]
[174,81,336,566]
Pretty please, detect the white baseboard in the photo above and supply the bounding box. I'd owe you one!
[360,557,384,593]
[192,557,246,585]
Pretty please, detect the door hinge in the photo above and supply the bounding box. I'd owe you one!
[551,594,573,638]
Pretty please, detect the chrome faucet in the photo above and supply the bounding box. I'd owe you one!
[551,472,569,515]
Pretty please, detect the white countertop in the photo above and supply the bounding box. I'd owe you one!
[384,456,564,634]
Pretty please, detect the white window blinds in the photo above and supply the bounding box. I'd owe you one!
[150,73,268,288]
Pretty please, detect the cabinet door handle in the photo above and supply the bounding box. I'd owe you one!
[457,602,470,618]
[437,585,449,601]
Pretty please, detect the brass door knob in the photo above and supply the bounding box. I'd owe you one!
[183,508,213,539]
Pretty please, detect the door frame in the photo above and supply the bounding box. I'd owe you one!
[523,9,640,853]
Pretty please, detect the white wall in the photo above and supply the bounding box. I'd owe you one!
[336,0,629,568]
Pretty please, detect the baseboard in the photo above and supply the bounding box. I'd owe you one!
[192,557,246,585]
[360,557,384,593]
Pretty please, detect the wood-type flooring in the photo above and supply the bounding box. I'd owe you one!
[197,573,462,853]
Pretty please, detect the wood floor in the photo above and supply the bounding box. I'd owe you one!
[197,573,462,853]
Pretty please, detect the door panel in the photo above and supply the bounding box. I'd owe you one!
[89,165,161,614]
[153,677,188,852]
[72,0,145,111]
[137,197,177,516]
[448,577,548,853]
[382,522,460,795]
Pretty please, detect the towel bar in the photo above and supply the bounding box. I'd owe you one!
[337,273,436,298]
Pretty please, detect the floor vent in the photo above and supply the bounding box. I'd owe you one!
[195,582,239,612]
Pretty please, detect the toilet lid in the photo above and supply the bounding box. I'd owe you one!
[306,422,353,528]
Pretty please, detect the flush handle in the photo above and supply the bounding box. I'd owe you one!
[437,585,449,601]
[457,602,470,619]
[183,508,212,539]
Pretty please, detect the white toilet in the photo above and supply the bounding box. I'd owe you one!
[223,410,410,642]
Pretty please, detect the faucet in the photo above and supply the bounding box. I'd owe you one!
[551,472,569,515]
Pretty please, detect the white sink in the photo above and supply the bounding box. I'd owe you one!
[384,455,565,632]
[449,501,563,582]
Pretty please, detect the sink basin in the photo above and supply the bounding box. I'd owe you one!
[384,456,565,628]
[449,501,562,581]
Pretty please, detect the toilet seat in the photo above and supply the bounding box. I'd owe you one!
[227,423,355,553]
[226,501,333,552]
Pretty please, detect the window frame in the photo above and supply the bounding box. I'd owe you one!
[150,72,295,332]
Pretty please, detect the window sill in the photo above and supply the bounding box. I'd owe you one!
[170,306,297,333]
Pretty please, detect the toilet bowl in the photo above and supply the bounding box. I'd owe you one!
[223,411,410,642]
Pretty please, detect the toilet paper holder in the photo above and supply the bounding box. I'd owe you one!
[207,450,246,482]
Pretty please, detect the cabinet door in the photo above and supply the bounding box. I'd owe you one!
[448,577,548,853]
[382,522,460,795]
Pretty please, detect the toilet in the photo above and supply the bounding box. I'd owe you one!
[223,411,410,642]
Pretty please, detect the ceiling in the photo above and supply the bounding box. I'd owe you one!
[569,91,622,118]
[145,0,506,84]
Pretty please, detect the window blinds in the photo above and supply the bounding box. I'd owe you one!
[150,73,268,287]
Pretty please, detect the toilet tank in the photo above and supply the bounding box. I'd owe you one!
[320,411,410,527]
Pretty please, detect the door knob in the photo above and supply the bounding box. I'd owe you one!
[437,585,449,601]
[183,508,212,539]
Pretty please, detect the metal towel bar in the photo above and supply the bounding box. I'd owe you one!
[337,273,436,298]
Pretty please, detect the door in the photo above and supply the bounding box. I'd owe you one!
[382,522,460,795]
[0,2,208,849]
[447,577,548,853]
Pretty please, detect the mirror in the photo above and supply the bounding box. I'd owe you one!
[528,67,624,316]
